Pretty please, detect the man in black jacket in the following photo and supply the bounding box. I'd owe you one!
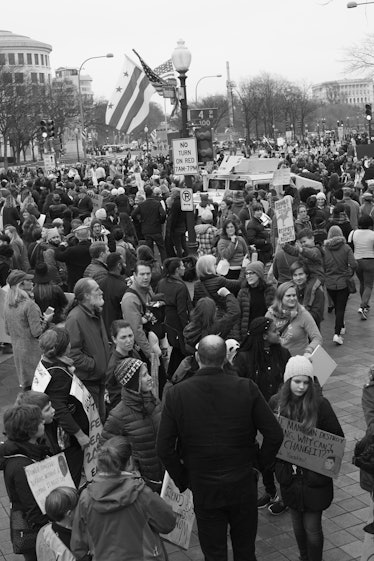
[99,252,128,337]
[157,335,284,561]
[131,186,166,261]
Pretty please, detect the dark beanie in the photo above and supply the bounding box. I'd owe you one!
[114,358,143,392]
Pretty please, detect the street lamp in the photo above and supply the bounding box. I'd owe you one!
[171,38,197,253]
[78,53,114,160]
[195,74,222,103]
[144,125,149,153]
[347,1,374,6]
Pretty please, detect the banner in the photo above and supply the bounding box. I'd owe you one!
[25,453,75,514]
[276,416,346,479]
[160,472,195,550]
[275,197,295,244]
[32,363,102,481]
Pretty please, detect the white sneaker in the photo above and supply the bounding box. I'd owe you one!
[333,334,343,345]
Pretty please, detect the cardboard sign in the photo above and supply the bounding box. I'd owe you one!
[275,197,295,244]
[309,345,337,386]
[273,168,291,187]
[25,453,75,514]
[70,376,102,481]
[90,193,103,214]
[276,416,346,479]
[160,472,195,550]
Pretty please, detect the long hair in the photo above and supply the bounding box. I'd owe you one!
[271,281,298,316]
[239,317,277,376]
[189,297,216,331]
[33,282,54,307]
[278,378,319,431]
[4,194,16,208]
[220,218,240,240]
[5,284,29,307]
[196,255,216,278]
[162,257,182,278]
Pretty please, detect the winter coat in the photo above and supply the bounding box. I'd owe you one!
[121,283,155,359]
[71,472,176,561]
[105,348,142,409]
[168,197,187,232]
[360,381,374,492]
[195,223,218,256]
[156,277,192,351]
[272,248,299,284]
[266,304,322,356]
[55,240,91,292]
[101,390,164,487]
[36,523,75,561]
[4,298,46,388]
[65,304,110,383]
[295,278,325,328]
[237,283,275,341]
[217,236,248,269]
[323,235,357,291]
[83,258,108,284]
[193,273,242,312]
[269,394,344,512]
[99,271,128,337]
[33,284,68,324]
[0,440,49,530]
[327,216,352,242]
[246,217,271,250]
[132,198,166,235]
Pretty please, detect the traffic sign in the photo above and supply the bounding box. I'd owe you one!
[189,108,217,127]
[172,138,199,175]
[180,188,194,211]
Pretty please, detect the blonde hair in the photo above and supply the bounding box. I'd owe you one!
[196,255,216,278]
[5,284,29,307]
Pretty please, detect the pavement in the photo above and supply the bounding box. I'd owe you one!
[0,293,373,560]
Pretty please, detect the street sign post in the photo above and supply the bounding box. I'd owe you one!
[172,138,199,175]
[180,188,194,211]
[189,108,217,127]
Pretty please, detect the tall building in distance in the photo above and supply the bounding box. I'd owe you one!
[312,79,374,105]
[0,29,52,86]
[55,67,93,99]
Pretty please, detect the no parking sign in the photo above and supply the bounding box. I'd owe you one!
[180,188,194,211]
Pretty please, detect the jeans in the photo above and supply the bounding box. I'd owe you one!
[357,258,374,308]
[326,287,349,334]
[194,500,258,561]
[144,232,166,262]
[289,508,323,561]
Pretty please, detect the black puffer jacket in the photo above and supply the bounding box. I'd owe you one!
[237,283,275,341]
[193,273,242,312]
[100,390,163,487]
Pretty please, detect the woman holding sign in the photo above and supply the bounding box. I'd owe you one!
[270,356,344,561]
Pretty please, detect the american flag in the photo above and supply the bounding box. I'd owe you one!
[133,50,176,95]
[154,59,176,84]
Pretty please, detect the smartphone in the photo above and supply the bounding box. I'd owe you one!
[45,306,55,315]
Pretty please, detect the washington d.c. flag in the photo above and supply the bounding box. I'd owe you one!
[105,55,154,135]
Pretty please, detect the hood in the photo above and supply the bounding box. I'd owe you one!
[88,472,145,513]
[0,439,48,470]
[195,224,215,234]
[324,236,346,250]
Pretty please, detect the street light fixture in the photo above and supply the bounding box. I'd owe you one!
[347,1,374,6]
[195,74,222,103]
[171,38,197,254]
[78,53,114,160]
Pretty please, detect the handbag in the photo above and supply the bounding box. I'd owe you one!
[216,258,230,276]
[352,434,374,474]
[346,277,357,294]
[10,508,38,554]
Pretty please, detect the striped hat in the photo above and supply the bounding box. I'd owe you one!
[114,358,144,392]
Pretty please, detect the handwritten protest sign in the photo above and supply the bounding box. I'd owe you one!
[25,453,75,513]
[91,193,104,214]
[276,416,346,479]
[273,168,291,187]
[275,197,295,244]
[160,472,195,550]
[32,363,102,481]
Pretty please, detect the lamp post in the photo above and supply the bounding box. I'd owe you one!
[78,53,114,160]
[144,125,149,153]
[171,38,197,254]
[347,1,374,6]
[195,74,222,103]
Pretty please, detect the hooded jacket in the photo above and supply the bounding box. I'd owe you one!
[71,472,176,561]
[323,235,357,290]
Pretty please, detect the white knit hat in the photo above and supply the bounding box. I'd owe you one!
[284,355,314,383]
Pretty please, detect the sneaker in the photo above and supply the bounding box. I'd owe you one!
[257,492,277,508]
[359,308,368,320]
[333,334,343,345]
[268,498,287,515]
[340,326,346,335]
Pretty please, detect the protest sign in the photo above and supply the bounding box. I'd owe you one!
[273,168,291,187]
[25,453,75,514]
[70,376,102,481]
[275,197,295,244]
[91,193,103,214]
[276,416,346,479]
[160,472,195,550]
[309,345,337,386]
[32,362,52,392]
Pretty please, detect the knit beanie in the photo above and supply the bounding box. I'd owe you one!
[245,261,265,282]
[95,208,107,221]
[114,358,144,392]
[284,356,314,383]
[46,227,60,242]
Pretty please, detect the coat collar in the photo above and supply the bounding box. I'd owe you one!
[196,366,224,377]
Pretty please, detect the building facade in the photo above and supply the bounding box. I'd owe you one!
[312,79,374,106]
[55,67,93,99]
[0,29,52,86]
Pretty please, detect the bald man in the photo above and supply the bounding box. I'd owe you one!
[157,335,283,561]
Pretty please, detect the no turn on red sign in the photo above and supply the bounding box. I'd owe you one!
[172,138,199,176]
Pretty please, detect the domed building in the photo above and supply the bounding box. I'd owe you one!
[0,29,52,86]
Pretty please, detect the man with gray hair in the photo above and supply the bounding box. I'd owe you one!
[157,334,283,561]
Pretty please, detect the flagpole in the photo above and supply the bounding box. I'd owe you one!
[163,94,168,153]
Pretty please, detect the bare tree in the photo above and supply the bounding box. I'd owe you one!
[344,34,374,76]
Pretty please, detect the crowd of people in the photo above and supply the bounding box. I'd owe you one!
[0,140,373,561]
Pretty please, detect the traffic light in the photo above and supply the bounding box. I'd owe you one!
[40,120,48,138]
[366,104,372,121]
[195,127,213,163]
[47,119,55,138]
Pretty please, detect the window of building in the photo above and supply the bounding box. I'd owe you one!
[8,53,15,65]
[27,53,32,64]
[39,73,45,84]
[41,54,44,65]
[16,85,25,96]
[34,54,39,65]
[2,73,12,84]
[0,53,5,65]
[31,72,38,84]
[18,53,24,65]
[15,72,23,84]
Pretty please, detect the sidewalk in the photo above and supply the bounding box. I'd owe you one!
[0,292,372,560]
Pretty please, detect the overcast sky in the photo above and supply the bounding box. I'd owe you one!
[3,0,374,104]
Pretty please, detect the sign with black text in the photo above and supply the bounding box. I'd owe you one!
[161,472,195,550]
[172,138,198,175]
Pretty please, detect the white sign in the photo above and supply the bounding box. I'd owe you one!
[160,472,195,550]
[273,168,291,187]
[25,453,75,514]
[309,345,337,386]
[217,155,243,175]
[275,197,295,244]
[180,188,194,211]
[172,138,198,176]
[32,362,51,392]
[43,153,56,173]
[90,193,104,214]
